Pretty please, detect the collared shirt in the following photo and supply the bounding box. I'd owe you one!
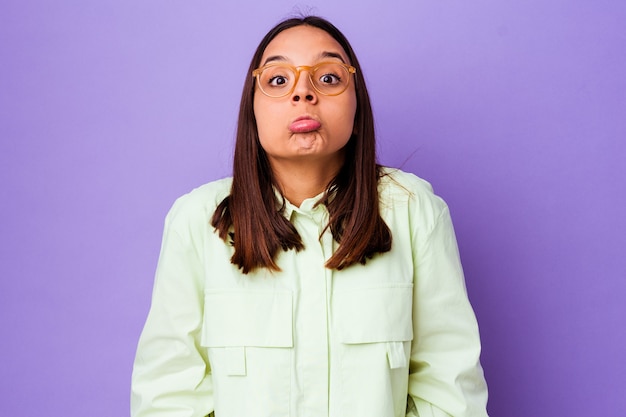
[131,168,489,417]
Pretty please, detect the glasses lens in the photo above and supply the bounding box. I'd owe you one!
[311,63,350,95]
[258,65,296,97]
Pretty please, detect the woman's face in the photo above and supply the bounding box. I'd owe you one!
[253,25,357,167]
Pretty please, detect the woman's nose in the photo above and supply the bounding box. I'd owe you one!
[291,71,318,103]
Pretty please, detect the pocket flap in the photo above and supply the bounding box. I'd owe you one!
[335,284,413,344]
[202,289,293,348]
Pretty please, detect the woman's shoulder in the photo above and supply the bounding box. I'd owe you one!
[378,167,449,221]
[165,177,233,227]
[379,167,443,203]
[379,167,434,193]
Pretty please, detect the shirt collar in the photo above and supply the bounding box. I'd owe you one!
[273,187,330,221]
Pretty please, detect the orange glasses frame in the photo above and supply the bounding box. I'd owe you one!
[252,62,357,98]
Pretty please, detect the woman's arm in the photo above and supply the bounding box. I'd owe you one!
[407,205,488,417]
[131,199,214,417]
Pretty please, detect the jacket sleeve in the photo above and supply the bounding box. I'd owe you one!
[131,199,214,417]
[406,204,489,417]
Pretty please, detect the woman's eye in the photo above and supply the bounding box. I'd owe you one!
[268,76,288,86]
[319,73,341,84]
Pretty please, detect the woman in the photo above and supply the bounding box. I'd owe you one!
[131,15,489,417]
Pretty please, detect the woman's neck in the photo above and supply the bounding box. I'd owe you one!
[270,156,343,207]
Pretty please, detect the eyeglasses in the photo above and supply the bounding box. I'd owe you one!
[252,61,356,98]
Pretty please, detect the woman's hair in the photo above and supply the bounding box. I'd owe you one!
[211,15,391,273]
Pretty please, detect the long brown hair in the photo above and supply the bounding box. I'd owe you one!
[211,15,391,273]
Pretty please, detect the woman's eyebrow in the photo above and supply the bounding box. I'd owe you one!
[261,51,347,67]
[261,55,288,66]
[317,51,346,63]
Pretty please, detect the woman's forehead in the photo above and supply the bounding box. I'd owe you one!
[261,26,349,64]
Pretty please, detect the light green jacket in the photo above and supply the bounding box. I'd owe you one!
[131,168,489,417]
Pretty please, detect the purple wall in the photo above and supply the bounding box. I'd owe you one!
[1,1,624,416]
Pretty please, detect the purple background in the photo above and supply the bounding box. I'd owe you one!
[1,1,625,416]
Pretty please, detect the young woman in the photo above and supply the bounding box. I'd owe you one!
[131,15,489,417]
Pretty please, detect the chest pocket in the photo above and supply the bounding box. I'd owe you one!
[201,289,293,417]
[334,284,413,344]
[202,289,293,348]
